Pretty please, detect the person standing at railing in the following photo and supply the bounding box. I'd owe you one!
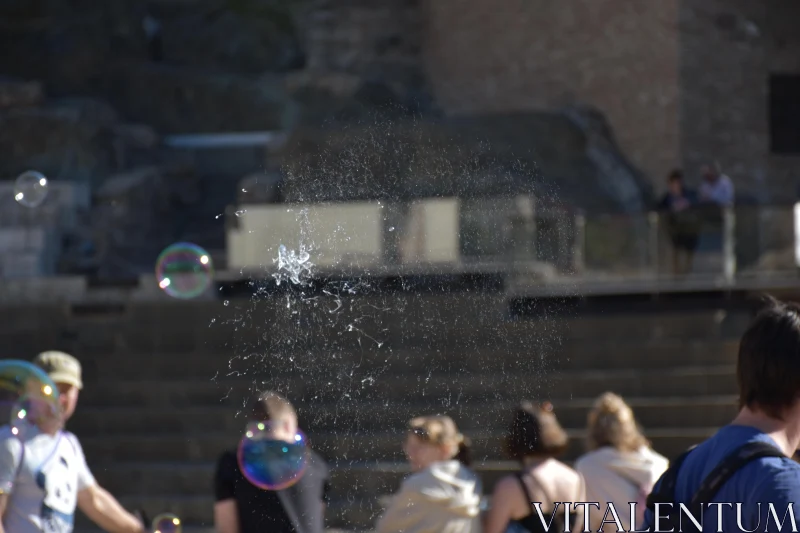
[699,162,735,207]
[696,163,735,269]
[657,169,700,275]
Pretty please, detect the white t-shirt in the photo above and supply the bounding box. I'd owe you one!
[0,425,96,533]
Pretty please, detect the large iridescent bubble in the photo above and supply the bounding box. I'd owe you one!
[155,242,214,299]
[237,422,309,490]
[0,360,61,439]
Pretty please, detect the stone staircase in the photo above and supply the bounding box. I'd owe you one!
[0,292,751,532]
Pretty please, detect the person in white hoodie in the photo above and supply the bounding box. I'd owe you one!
[376,415,483,533]
[574,392,668,533]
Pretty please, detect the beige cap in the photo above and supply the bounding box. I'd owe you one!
[32,351,83,390]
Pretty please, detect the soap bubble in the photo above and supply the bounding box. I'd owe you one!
[152,513,182,533]
[0,360,61,438]
[155,242,214,299]
[237,422,309,490]
[14,170,49,208]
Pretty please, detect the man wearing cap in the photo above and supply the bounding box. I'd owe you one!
[0,351,145,533]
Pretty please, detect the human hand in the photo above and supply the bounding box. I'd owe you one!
[133,509,148,533]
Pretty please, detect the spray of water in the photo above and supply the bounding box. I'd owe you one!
[274,244,313,286]
[207,112,580,529]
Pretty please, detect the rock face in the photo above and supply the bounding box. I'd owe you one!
[275,108,651,213]
[0,98,119,186]
[155,0,306,74]
[103,62,293,134]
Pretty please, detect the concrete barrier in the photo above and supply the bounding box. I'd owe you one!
[226,199,465,272]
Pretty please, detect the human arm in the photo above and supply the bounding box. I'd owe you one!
[483,477,517,533]
[374,480,421,533]
[0,494,7,533]
[67,433,143,533]
[0,434,22,533]
[213,452,240,533]
[213,500,240,533]
[77,484,145,533]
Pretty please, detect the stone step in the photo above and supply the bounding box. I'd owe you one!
[80,339,739,384]
[1,304,745,359]
[71,394,738,435]
[45,298,743,352]
[120,305,745,353]
[75,363,737,410]
[79,427,714,465]
[89,460,518,501]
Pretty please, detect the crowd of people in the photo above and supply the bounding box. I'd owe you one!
[656,163,735,275]
[4,296,800,533]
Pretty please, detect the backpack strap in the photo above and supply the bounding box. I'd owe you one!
[647,441,785,528]
[686,441,785,512]
[646,447,694,512]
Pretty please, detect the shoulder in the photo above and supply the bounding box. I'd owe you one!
[62,431,82,448]
[308,449,330,475]
[548,459,581,480]
[492,473,523,499]
[215,450,238,473]
[574,450,604,470]
[748,457,800,501]
[0,427,22,456]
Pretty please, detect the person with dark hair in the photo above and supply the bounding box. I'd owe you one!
[483,402,584,533]
[644,297,800,532]
[213,391,331,533]
[376,415,482,533]
[657,169,700,275]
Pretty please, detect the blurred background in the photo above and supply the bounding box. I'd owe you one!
[0,0,799,531]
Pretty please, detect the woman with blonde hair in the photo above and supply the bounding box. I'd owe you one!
[574,392,668,532]
[484,402,585,533]
[376,415,483,533]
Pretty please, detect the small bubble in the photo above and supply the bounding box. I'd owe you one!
[235,210,246,217]
[223,300,229,306]
[14,170,49,208]
[241,188,247,193]
[215,214,223,219]
[389,227,395,232]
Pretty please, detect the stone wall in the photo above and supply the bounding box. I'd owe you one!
[678,0,800,203]
[421,0,682,189]
[420,0,800,199]
[304,0,424,90]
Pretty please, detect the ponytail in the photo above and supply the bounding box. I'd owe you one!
[455,436,472,467]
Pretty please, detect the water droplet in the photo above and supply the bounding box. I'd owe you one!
[215,214,223,219]
[235,210,246,217]
[389,227,395,232]
[241,188,247,193]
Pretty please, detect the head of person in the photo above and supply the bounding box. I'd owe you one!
[701,162,721,182]
[586,392,649,453]
[737,297,800,422]
[33,351,83,423]
[667,169,684,195]
[403,415,471,472]
[506,401,569,463]
[246,390,298,443]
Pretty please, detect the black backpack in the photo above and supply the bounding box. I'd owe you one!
[645,442,785,532]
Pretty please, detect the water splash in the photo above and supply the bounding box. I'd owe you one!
[273,244,314,286]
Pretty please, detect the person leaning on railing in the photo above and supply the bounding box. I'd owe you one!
[656,169,701,275]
